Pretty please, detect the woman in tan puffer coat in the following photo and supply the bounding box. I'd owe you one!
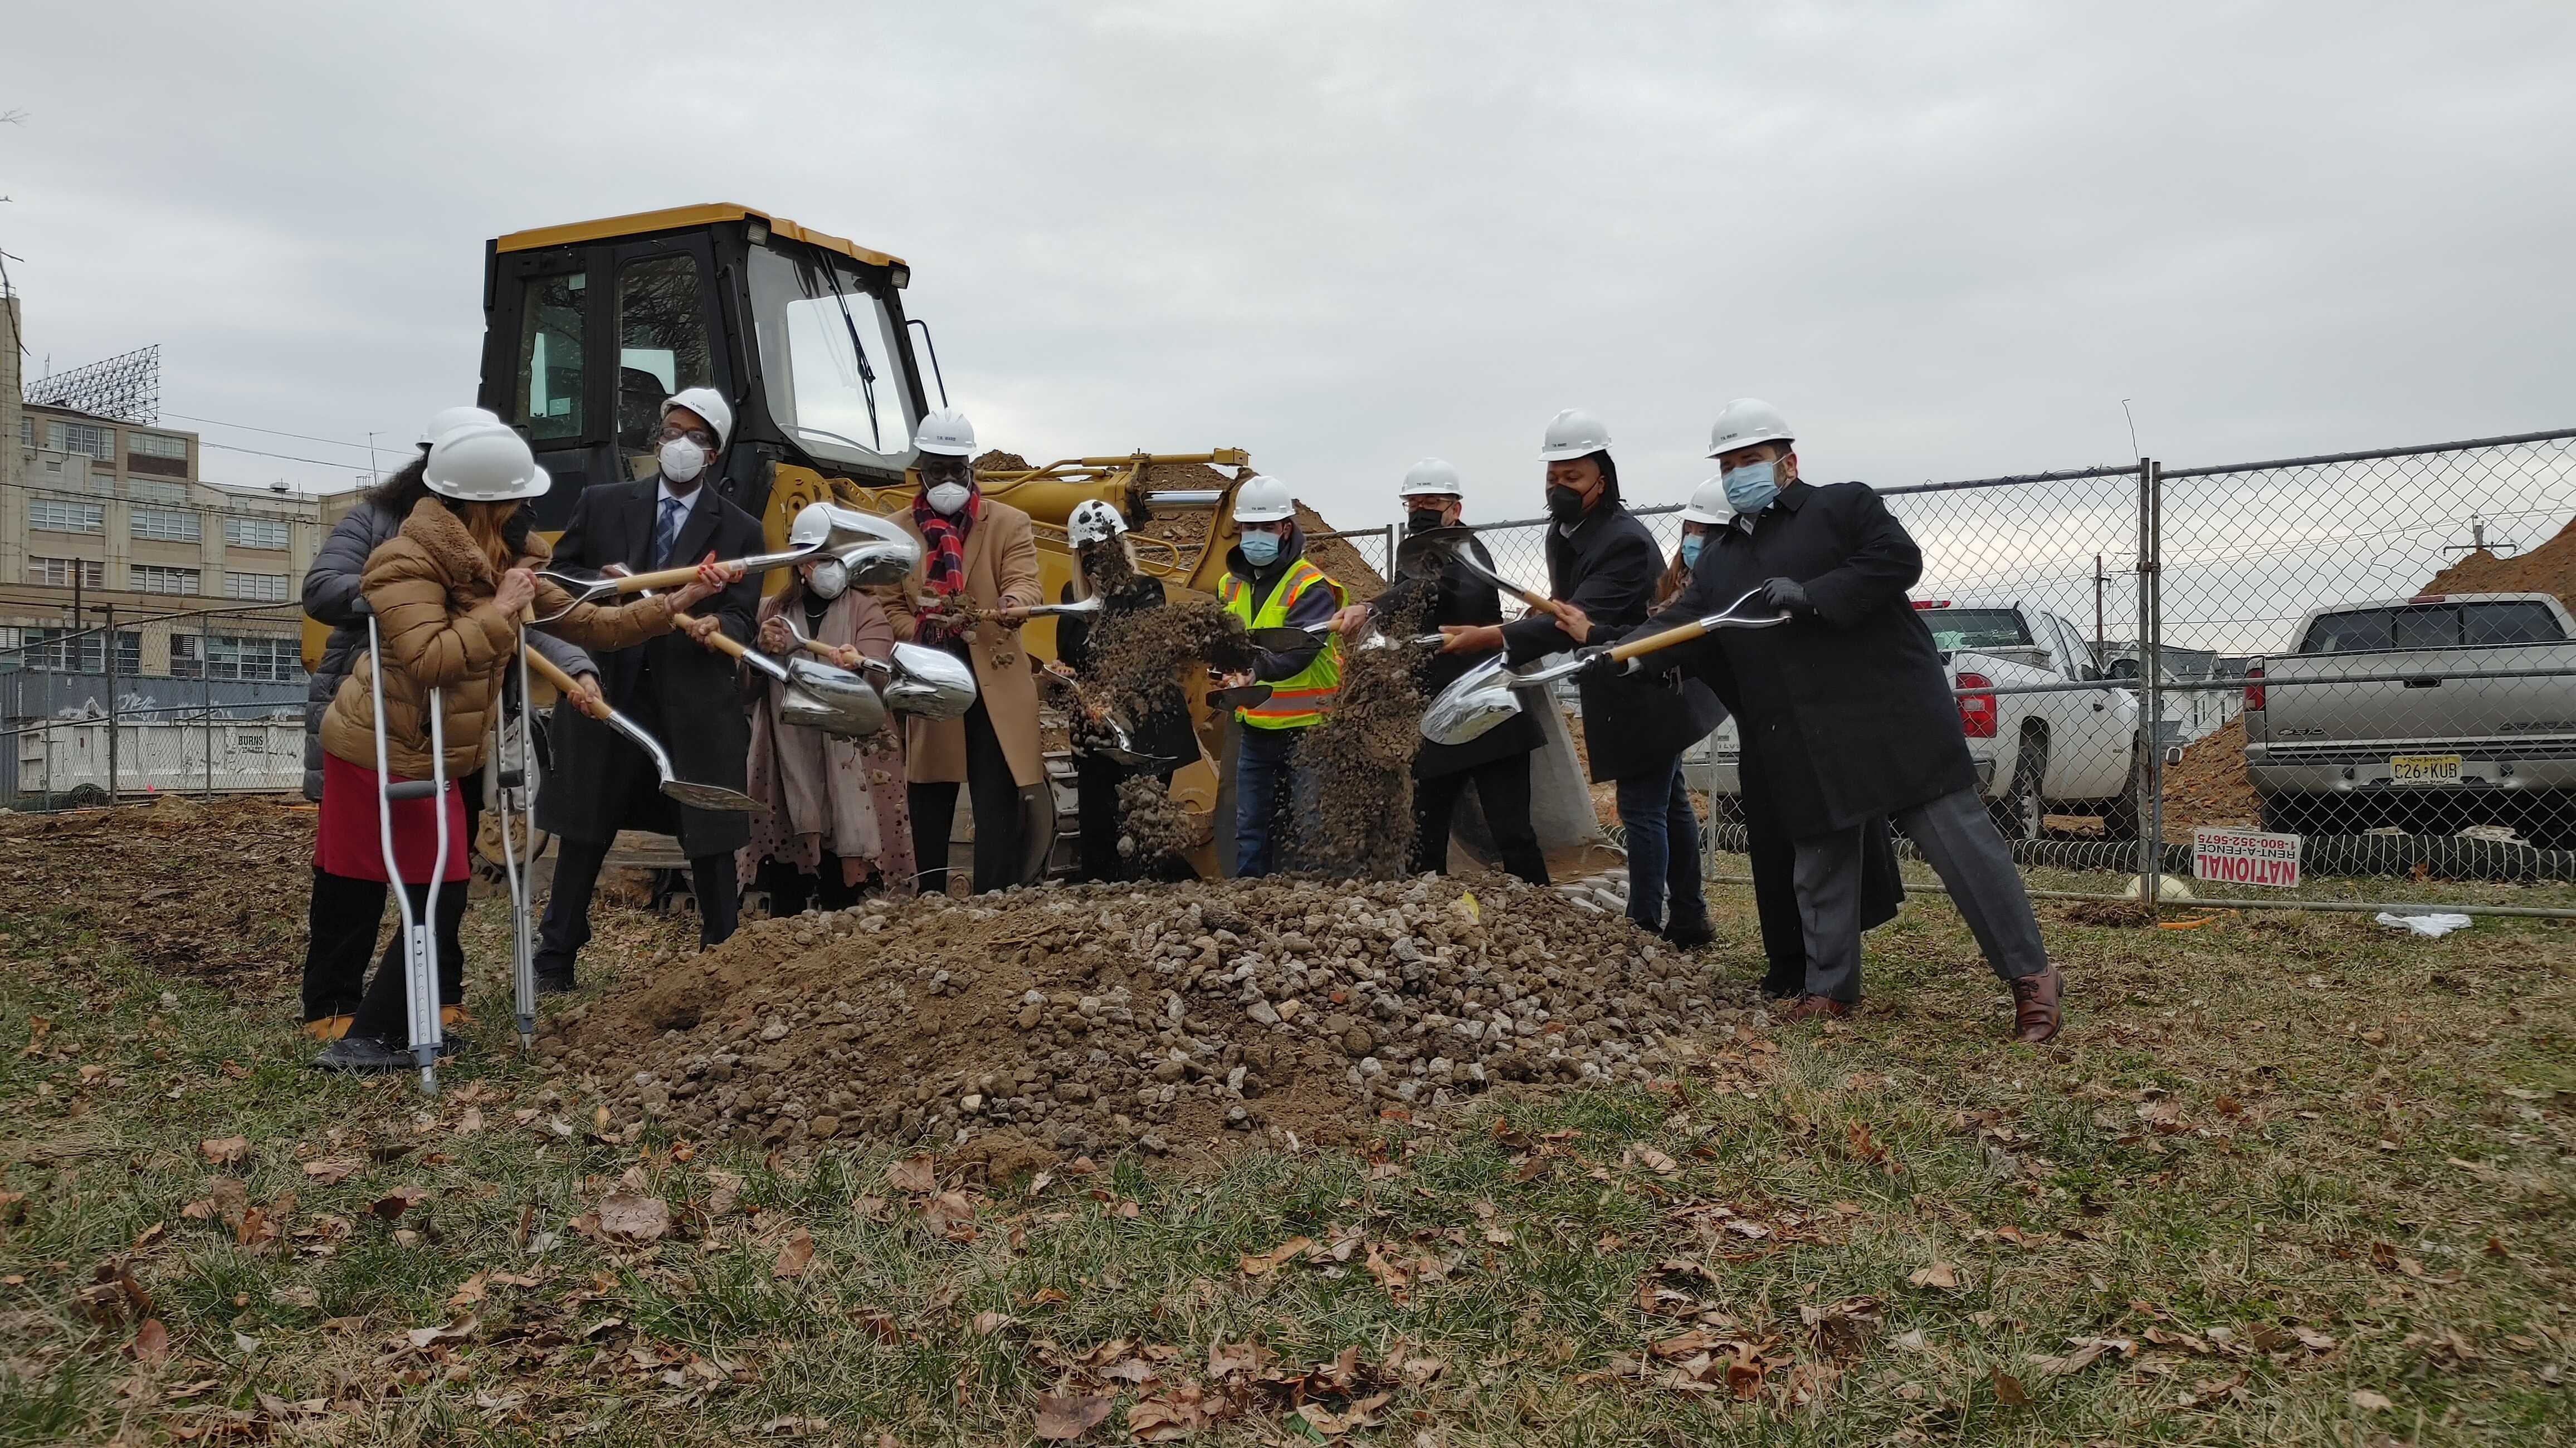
[312,423,734,1073]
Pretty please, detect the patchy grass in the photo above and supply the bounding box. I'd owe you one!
[2,864,2571,1446]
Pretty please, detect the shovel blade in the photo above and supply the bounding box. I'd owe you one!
[660,780,764,813]
[1419,655,1526,747]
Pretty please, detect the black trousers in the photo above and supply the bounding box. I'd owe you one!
[345,879,470,1047]
[536,834,739,980]
[300,798,482,1023]
[755,853,865,917]
[1412,753,1549,886]
[906,698,1024,894]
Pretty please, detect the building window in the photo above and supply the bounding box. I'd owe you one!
[30,500,106,534]
[126,431,189,477]
[223,572,289,603]
[173,633,301,682]
[47,420,115,461]
[127,478,188,506]
[224,516,291,550]
[131,565,202,596]
[22,627,104,674]
[130,508,203,543]
[14,416,28,446]
[28,557,106,589]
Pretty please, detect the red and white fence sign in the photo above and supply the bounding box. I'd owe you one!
[2192,826,2301,889]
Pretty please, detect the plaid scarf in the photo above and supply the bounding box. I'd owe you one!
[912,484,980,644]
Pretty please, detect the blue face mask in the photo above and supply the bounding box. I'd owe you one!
[1722,458,1780,516]
[1680,535,1705,569]
[1240,530,1281,566]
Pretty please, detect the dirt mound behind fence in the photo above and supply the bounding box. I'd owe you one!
[0,795,315,982]
[543,874,1739,1165]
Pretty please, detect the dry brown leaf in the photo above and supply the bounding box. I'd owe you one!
[370,1185,430,1221]
[199,1137,248,1167]
[597,1193,671,1244]
[1209,1339,1260,1380]
[887,1156,937,1193]
[1990,1368,2031,1405]
[1032,1391,1113,1441]
[2350,1388,2393,1411]
[447,1271,490,1309]
[772,1230,816,1279]
[1627,1144,1680,1176]
[405,1317,478,1349]
[301,1158,361,1186]
[1239,1235,1314,1276]
[1908,1261,1960,1291]
[131,1318,170,1364]
[969,1310,1013,1336]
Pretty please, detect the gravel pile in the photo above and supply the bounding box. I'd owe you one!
[540,874,1743,1162]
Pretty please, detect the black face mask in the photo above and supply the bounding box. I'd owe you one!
[1544,485,1588,524]
[1406,508,1447,534]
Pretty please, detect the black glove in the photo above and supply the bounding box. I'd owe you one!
[1572,648,1628,684]
[1760,576,1812,614]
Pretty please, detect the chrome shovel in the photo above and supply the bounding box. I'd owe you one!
[1420,588,1789,747]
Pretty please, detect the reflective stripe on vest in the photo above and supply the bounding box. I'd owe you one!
[1218,559,1345,729]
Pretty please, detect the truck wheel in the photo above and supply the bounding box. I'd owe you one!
[2100,750,2147,840]
[65,784,109,809]
[1990,732,2047,842]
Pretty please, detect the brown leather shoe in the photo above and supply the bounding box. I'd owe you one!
[2010,967,2063,1044]
[1780,995,1853,1023]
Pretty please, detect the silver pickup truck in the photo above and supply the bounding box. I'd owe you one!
[2243,591,2576,842]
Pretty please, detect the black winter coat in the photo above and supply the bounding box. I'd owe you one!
[1057,573,1200,766]
[533,476,764,853]
[1660,480,1974,839]
[300,496,594,801]
[1499,502,1722,784]
[1370,535,1541,779]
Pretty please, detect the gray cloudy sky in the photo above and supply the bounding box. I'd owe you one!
[4,1,2571,539]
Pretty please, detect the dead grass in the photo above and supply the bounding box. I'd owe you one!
[1,843,2570,1445]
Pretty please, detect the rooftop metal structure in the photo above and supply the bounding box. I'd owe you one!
[25,344,159,425]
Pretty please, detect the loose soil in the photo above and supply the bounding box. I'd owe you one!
[2421,514,2576,612]
[0,795,315,982]
[2160,716,2262,835]
[1294,595,1432,878]
[545,873,1743,1166]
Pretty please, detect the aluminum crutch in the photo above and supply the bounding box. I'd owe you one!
[497,643,539,1048]
[366,615,448,1095]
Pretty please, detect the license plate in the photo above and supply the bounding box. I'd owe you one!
[2388,754,2462,785]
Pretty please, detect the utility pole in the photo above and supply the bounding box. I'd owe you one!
[2092,554,2107,665]
[100,601,117,804]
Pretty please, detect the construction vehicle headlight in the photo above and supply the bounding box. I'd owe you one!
[889,264,910,290]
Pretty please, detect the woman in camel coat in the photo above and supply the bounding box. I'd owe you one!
[311,423,727,1072]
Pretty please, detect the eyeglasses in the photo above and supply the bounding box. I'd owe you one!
[657,425,718,448]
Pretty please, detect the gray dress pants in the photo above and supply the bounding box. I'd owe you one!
[1792,785,2049,1001]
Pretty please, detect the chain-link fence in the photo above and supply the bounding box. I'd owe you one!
[1456,427,2576,917]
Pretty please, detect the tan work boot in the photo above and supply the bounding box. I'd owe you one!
[302,1015,353,1043]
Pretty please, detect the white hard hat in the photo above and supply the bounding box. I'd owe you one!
[1067,498,1129,547]
[1706,397,1793,459]
[424,423,550,502]
[1398,457,1464,500]
[1680,475,1734,526]
[1231,473,1295,524]
[663,388,734,451]
[1539,408,1612,462]
[915,407,977,457]
[418,405,501,451]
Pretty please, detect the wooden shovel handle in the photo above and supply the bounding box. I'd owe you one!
[523,647,612,720]
[671,610,750,659]
[1605,618,1713,664]
[604,563,713,594]
[1504,581,1573,623]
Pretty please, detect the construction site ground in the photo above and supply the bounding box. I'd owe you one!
[2,796,2569,1445]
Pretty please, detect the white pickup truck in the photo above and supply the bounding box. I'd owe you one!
[2242,591,2576,843]
[1706,601,2144,840]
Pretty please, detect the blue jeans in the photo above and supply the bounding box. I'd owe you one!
[1614,759,1705,931]
[1234,725,1316,877]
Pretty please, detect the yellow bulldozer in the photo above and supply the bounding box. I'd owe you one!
[312,202,1387,879]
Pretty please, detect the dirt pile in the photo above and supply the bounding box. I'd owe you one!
[2420,515,2576,612]
[2160,717,2261,834]
[543,874,1739,1162]
[0,795,315,982]
[1116,775,1205,867]
[1295,598,1431,878]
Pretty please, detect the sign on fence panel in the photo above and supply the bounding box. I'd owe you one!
[2192,827,2301,889]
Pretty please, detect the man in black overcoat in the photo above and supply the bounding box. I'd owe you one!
[1582,400,2063,1042]
[533,389,764,989]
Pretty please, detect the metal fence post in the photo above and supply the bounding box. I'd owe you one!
[1383,522,1398,583]
[2134,460,2156,917]
[203,612,216,798]
[103,603,118,806]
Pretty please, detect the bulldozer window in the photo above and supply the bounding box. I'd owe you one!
[747,245,913,467]
[614,255,715,457]
[514,273,587,443]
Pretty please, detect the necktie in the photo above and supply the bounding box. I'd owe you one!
[653,497,684,569]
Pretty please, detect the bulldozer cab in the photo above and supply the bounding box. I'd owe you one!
[477,203,934,534]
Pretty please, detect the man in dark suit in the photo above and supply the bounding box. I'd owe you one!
[533,388,764,989]
[1583,399,2062,1042]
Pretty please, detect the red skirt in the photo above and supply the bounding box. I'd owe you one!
[314,752,469,883]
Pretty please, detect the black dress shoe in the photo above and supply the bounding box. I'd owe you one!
[535,971,577,995]
[1760,962,1804,1000]
[1661,911,1716,950]
[313,1035,414,1074]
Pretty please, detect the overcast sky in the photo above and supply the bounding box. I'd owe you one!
[3,1,2570,544]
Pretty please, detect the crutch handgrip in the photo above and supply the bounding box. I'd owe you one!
[523,647,612,720]
[384,780,443,801]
